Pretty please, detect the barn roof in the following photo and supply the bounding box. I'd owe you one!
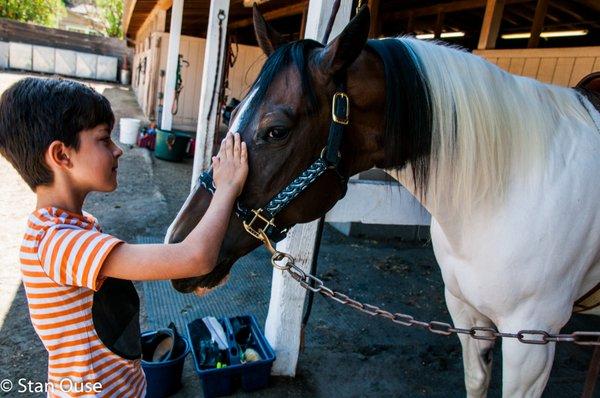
[124,0,600,49]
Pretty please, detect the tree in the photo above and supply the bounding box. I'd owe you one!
[96,0,123,38]
[0,0,66,27]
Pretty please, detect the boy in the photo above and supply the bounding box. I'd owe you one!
[0,77,248,397]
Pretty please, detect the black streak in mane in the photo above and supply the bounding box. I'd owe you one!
[240,39,324,131]
[366,39,432,196]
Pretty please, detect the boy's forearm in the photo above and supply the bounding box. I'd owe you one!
[180,187,238,275]
[100,188,239,281]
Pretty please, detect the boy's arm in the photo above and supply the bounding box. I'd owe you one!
[100,131,247,281]
[99,188,236,281]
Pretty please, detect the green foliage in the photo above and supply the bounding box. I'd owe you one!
[96,0,123,39]
[0,0,66,27]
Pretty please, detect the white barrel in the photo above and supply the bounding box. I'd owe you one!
[119,118,141,145]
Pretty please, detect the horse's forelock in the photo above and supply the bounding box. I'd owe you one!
[238,40,324,132]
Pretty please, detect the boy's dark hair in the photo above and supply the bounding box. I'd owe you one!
[0,77,115,191]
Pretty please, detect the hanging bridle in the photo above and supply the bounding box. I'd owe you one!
[197,73,350,243]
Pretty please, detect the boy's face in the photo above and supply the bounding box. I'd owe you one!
[69,124,123,192]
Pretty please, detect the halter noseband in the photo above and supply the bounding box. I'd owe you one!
[198,75,350,243]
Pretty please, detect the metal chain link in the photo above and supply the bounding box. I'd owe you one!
[258,231,600,347]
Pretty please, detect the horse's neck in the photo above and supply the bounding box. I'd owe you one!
[385,102,600,255]
[385,165,468,247]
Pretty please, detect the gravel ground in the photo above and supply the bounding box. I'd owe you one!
[1,71,599,397]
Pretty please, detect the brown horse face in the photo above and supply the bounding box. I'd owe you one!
[167,7,373,292]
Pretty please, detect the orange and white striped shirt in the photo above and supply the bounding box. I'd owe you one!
[20,207,146,397]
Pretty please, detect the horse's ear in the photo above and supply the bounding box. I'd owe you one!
[318,6,371,76]
[253,4,284,56]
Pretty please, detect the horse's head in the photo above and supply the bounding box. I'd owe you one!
[167,6,389,292]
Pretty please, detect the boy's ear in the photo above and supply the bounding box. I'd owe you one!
[46,141,72,169]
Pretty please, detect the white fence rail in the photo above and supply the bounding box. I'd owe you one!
[1,41,118,82]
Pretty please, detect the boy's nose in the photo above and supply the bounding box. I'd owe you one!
[114,145,123,158]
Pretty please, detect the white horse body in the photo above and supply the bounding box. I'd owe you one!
[169,28,600,395]
[389,38,600,397]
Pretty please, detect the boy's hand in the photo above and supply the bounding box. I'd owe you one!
[212,132,248,197]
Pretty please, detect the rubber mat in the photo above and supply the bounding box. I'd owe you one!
[136,236,272,332]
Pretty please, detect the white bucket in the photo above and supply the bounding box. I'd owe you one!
[119,118,141,145]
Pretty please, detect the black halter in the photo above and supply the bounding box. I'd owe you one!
[198,76,350,242]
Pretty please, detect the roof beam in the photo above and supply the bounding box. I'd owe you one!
[434,11,445,38]
[134,2,168,41]
[157,0,173,10]
[390,0,529,19]
[123,0,138,36]
[528,0,549,48]
[228,2,307,29]
[549,2,585,21]
[577,0,600,13]
[368,0,381,38]
[478,0,504,50]
[126,0,172,38]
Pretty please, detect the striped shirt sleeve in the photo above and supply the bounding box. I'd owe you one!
[37,226,123,290]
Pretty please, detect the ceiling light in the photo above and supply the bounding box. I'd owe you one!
[416,32,465,39]
[501,29,588,39]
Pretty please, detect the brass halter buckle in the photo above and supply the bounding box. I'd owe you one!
[242,209,276,240]
[331,92,349,125]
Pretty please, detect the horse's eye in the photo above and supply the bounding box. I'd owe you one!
[267,127,289,140]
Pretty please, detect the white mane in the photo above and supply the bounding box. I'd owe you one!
[399,37,595,213]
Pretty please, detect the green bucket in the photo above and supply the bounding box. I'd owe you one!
[155,129,191,162]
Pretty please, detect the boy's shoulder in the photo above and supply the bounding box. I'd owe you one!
[28,207,99,231]
[22,207,121,291]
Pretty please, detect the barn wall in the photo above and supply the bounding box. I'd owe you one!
[474,46,600,87]
[132,31,265,131]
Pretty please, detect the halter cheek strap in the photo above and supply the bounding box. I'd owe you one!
[198,77,350,242]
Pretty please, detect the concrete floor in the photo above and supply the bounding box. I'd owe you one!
[0,71,599,397]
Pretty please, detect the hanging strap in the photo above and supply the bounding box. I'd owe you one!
[325,75,348,166]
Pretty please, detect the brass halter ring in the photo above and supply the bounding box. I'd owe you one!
[258,230,294,271]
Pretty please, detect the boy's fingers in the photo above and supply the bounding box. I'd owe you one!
[226,132,233,158]
[241,142,247,161]
[220,134,229,159]
[233,133,240,160]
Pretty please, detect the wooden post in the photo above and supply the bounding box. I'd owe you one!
[191,0,231,186]
[406,11,414,34]
[582,344,600,398]
[302,0,352,43]
[264,0,352,377]
[434,11,444,38]
[478,0,505,50]
[146,33,162,121]
[160,0,184,132]
[122,0,138,36]
[300,3,309,38]
[368,0,380,38]
[528,0,549,48]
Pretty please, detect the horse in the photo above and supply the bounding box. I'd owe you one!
[165,6,600,397]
